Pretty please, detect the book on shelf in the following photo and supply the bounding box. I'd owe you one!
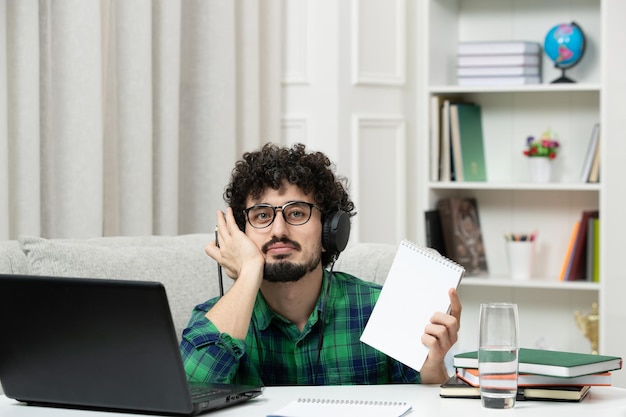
[579,123,600,182]
[453,348,623,378]
[588,131,601,183]
[592,218,600,282]
[456,367,612,387]
[424,209,447,257]
[581,216,600,282]
[449,104,463,181]
[360,240,464,371]
[429,95,444,181]
[458,40,541,56]
[559,221,580,281]
[436,197,488,276]
[457,53,541,67]
[566,210,600,281]
[440,374,591,402]
[457,75,541,86]
[449,103,487,182]
[267,397,412,417]
[586,216,596,282]
[438,97,466,182]
[457,65,540,77]
[439,99,453,182]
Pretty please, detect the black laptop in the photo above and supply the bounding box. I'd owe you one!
[0,274,263,415]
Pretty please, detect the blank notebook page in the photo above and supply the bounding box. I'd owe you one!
[360,240,464,371]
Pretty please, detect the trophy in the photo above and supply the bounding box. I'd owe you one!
[574,302,599,354]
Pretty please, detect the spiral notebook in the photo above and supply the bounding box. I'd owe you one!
[267,398,412,417]
[360,240,465,371]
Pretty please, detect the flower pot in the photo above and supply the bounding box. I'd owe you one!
[529,157,552,182]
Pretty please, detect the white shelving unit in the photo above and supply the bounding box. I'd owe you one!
[414,0,625,376]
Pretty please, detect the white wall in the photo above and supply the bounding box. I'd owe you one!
[281,0,416,246]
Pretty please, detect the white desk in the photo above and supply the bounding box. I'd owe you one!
[2,385,626,416]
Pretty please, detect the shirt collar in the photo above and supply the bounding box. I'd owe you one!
[253,269,332,331]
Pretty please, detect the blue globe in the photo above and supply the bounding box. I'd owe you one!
[544,22,585,69]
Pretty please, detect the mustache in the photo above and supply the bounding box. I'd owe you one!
[262,237,301,253]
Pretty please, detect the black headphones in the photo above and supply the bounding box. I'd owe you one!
[322,209,351,254]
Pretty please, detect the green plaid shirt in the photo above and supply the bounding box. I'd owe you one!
[179,270,421,386]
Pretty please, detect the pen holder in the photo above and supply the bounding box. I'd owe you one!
[506,240,535,280]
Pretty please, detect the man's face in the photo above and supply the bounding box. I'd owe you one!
[244,183,324,282]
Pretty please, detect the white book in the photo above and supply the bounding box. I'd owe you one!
[458,41,541,56]
[588,133,601,183]
[458,54,541,67]
[457,66,540,77]
[579,123,600,182]
[449,103,463,182]
[457,76,541,86]
[360,240,464,372]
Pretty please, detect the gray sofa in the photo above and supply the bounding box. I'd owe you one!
[1,234,397,336]
[0,234,398,393]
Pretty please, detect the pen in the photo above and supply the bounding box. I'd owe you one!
[504,232,537,242]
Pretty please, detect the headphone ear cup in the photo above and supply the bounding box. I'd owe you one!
[322,210,351,253]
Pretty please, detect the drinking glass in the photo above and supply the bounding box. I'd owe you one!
[478,303,519,409]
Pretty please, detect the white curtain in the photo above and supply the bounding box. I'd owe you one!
[0,0,282,239]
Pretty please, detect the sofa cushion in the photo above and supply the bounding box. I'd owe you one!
[334,242,398,285]
[0,240,27,274]
[18,234,229,339]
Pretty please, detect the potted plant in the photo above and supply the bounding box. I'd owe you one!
[523,130,560,181]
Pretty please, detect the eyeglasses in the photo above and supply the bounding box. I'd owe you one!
[243,201,321,229]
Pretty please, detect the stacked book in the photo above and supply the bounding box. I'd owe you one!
[457,41,542,86]
[440,347,623,402]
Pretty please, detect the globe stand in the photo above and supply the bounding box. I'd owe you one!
[551,67,576,83]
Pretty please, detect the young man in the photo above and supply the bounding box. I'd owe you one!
[180,143,461,386]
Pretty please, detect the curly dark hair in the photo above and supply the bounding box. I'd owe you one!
[224,142,355,267]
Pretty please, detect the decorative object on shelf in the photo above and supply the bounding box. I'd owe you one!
[504,232,537,280]
[524,130,559,182]
[524,130,560,159]
[544,22,586,83]
[575,302,599,354]
[528,157,552,182]
[436,197,488,277]
[505,239,535,280]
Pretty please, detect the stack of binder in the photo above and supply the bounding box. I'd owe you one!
[457,41,542,86]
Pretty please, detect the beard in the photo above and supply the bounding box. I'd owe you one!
[262,239,322,283]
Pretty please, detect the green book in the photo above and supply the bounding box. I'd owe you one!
[593,218,600,282]
[453,348,622,378]
[450,103,487,182]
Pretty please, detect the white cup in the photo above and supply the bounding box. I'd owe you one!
[506,241,534,280]
[479,303,520,409]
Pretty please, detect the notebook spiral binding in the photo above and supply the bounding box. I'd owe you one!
[401,240,465,273]
[296,398,408,406]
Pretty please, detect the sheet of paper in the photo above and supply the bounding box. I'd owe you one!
[360,240,464,371]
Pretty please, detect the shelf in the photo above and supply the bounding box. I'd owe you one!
[427,182,601,192]
[460,277,599,291]
[429,83,601,95]
[417,0,610,379]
